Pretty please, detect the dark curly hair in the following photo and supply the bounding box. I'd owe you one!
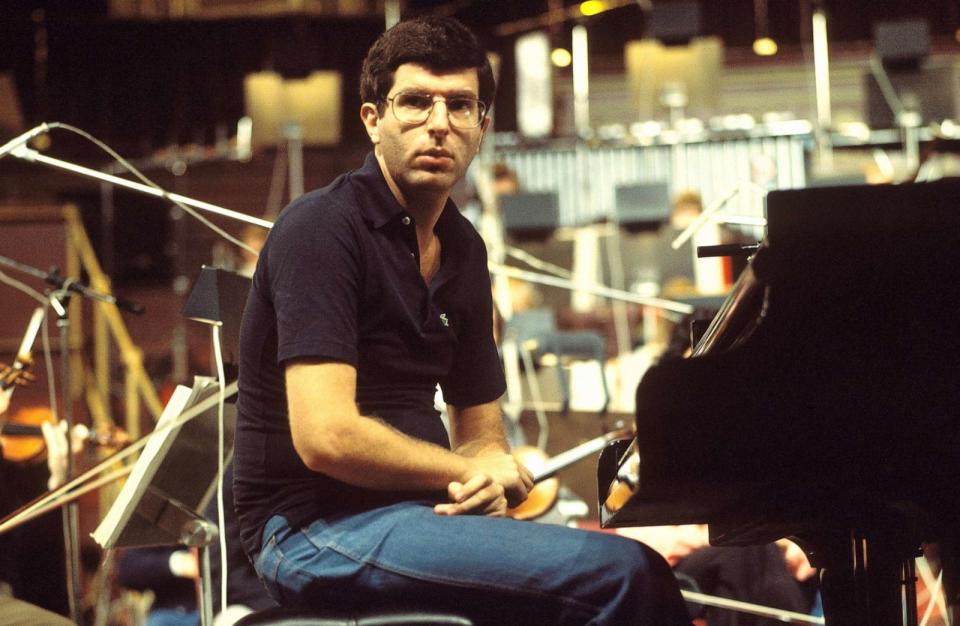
[360,16,496,115]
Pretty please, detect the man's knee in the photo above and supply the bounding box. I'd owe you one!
[592,533,667,580]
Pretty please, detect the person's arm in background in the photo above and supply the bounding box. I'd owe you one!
[40,420,69,490]
[616,525,711,566]
[776,539,817,581]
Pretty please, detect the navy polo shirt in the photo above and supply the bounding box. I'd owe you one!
[233,152,506,558]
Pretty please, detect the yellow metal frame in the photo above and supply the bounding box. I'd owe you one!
[59,204,164,438]
[0,203,164,515]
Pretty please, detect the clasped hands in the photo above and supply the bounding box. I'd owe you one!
[433,452,534,518]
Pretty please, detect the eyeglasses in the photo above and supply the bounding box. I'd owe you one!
[385,92,487,129]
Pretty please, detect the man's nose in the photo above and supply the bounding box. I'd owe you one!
[426,99,451,133]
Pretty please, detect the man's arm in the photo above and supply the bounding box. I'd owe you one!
[286,360,530,506]
[448,401,509,458]
[433,401,533,517]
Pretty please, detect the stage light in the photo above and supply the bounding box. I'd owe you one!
[752,0,776,56]
[551,47,572,67]
[579,1,607,16]
[753,37,778,56]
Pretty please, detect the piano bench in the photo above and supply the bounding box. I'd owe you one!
[233,606,474,626]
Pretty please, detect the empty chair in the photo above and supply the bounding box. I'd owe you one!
[506,307,609,414]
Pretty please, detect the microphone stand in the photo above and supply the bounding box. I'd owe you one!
[55,288,83,625]
[0,254,145,625]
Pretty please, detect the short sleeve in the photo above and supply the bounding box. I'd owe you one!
[266,199,363,367]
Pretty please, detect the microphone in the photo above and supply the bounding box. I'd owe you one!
[52,276,145,315]
[0,254,146,315]
[0,123,52,161]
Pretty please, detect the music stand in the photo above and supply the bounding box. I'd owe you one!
[500,191,560,243]
[181,265,252,379]
[181,264,251,620]
[614,182,671,234]
[92,379,237,626]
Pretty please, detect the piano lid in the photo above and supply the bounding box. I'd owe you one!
[602,178,960,539]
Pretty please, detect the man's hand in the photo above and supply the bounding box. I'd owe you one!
[777,539,817,581]
[434,474,507,517]
[433,453,534,517]
[168,549,200,579]
[42,420,69,490]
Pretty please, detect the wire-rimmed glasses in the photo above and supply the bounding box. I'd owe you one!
[386,92,487,129]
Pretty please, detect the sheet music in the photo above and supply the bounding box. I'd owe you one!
[92,380,213,548]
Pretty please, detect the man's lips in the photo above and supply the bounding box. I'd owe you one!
[415,150,454,168]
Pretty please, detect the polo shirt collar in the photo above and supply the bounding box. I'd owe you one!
[352,151,474,268]
[354,152,405,230]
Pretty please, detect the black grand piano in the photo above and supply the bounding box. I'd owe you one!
[599,179,960,626]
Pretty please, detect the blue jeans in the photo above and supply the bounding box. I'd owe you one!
[255,502,689,626]
[146,607,199,626]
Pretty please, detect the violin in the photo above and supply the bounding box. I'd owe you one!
[0,309,128,464]
[507,424,633,520]
[0,404,130,464]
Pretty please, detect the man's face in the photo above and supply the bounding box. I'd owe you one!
[362,63,488,203]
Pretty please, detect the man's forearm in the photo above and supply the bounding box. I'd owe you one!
[447,401,510,457]
[453,436,509,458]
[297,411,473,493]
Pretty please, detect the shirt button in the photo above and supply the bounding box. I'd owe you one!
[401,216,411,225]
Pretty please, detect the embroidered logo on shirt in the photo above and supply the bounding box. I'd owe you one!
[439,313,450,327]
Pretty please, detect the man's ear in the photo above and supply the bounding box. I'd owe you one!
[360,102,381,144]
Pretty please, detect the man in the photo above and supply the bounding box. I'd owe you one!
[234,16,688,625]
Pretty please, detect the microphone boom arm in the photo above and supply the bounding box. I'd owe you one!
[10,144,272,230]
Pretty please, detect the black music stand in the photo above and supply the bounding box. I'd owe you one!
[500,191,560,242]
[92,379,237,626]
[614,182,671,234]
[181,265,252,379]
[179,264,250,621]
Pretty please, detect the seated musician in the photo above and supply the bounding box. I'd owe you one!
[0,367,76,626]
[233,16,690,626]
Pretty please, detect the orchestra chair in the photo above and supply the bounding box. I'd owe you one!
[506,307,610,414]
[234,606,473,626]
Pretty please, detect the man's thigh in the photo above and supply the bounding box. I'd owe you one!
[257,502,675,625]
